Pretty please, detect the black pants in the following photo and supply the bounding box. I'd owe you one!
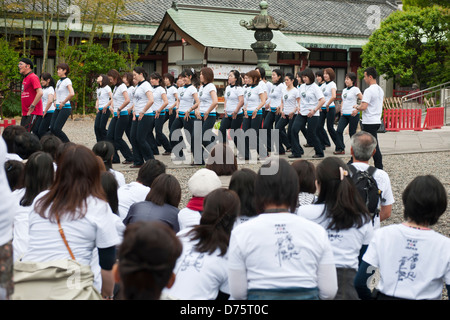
[94,109,111,142]
[361,123,383,170]
[50,107,71,142]
[155,113,172,153]
[240,114,266,160]
[275,114,296,154]
[291,115,322,157]
[219,113,243,146]
[37,112,54,138]
[107,115,133,163]
[21,115,42,136]
[335,114,360,152]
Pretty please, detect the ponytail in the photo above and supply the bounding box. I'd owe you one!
[180,68,200,88]
[286,73,298,87]
[230,70,242,87]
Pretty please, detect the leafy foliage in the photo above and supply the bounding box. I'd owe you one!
[361,6,450,88]
[0,38,21,118]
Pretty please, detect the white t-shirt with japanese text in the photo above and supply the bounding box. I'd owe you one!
[163,227,229,300]
[362,224,450,300]
[297,203,374,270]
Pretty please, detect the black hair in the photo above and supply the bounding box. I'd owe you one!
[14,132,42,160]
[2,125,27,154]
[364,67,378,79]
[118,221,182,300]
[272,69,284,85]
[315,157,371,231]
[255,66,266,80]
[180,68,200,88]
[285,73,298,87]
[146,173,181,208]
[97,74,110,88]
[40,134,62,161]
[291,160,316,194]
[301,68,315,84]
[107,69,123,86]
[188,188,240,256]
[315,69,324,82]
[229,168,258,218]
[40,72,55,88]
[101,171,119,215]
[229,70,243,86]
[137,159,166,187]
[4,160,25,191]
[20,151,54,206]
[254,158,299,214]
[402,175,447,226]
[163,73,175,86]
[150,72,163,86]
[92,141,115,171]
[133,66,149,82]
[346,72,358,86]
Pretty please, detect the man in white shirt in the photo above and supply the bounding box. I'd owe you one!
[349,131,394,229]
[352,67,384,169]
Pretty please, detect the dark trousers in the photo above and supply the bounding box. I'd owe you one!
[169,115,188,161]
[130,116,154,166]
[263,111,277,152]
[291,115,323,157]
[50,108,71,142]
[219,114,243,146]
[21,115,42,136]
[37,113,53,138]
[334,268,359,300]
[275,114,295,154]
[107,115,134,163]
[335,114,360,152]
[241,114,266,160]
[94,109,111,142]
[318,107,338,150]
[155,114,172,153]
[361,123,383,170]
[202,115,216,152]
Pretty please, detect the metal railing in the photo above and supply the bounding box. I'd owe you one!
[383,82,450,126]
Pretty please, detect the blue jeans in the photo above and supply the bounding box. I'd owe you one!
[335,114,360,152]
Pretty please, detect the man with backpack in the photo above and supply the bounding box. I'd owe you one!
[349,131,394,229]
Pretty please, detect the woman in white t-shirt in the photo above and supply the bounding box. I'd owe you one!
[240,70,267,161]
[129,66,155,168]
[19,144,121,299]
[164,188,240,300]
[355,175,450,300]
[37,73,56,138]
[12,152,54,263]
[228,159,337,300]
[297,157,373,300]
[275,73,299,155]
[197,67,218,165]
[169,69,200,162]
[163,73,178,143]
[122,72,135,146]
[219,70,244,146]
[335,72,363,154]
[94,74,113,142]
[263,69,284,154]
[316,68,338,152]
[290,68,326,159]
[106,69,133,164]
[50,63,74,143]
[92,141,126,188]
[149,72,171,156]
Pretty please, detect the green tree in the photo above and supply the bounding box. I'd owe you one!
[0,38,21,118]
[403,0,449,8]
[57,41,129,115]
[361,6,449,88]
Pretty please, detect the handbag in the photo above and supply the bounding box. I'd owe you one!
[11,215,102,300]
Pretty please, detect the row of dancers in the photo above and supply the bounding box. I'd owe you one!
[31,64,362,166]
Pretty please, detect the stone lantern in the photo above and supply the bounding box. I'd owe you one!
[240,1,287,81]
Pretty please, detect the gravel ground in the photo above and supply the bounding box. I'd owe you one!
[65,115,449,299]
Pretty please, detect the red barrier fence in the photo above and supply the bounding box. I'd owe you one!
[0,119,16,132]
[383,109,423,132]
[422,107,444,130]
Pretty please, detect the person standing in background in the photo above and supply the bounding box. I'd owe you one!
[18,58,43,135]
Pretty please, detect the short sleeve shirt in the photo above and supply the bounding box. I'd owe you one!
[282,87,300,114]
[245,85,264,112]
[322,81,337,108]
[178,84,198,113]
[42,86,55,112]
[224,85,244,115]
[341,86,362,115]
[149,85,166,113]
[21,73,43,115]
[298,83,324,116]
[166,86,178,110]
[361,84,384,124]
[198,83,217,114]
[112,83,127,112]
[133,81,152,114]
[55,78,73,106]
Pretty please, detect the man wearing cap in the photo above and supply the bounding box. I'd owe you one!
[18,58,43,133]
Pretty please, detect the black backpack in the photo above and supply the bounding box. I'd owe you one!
[348,165,382,221]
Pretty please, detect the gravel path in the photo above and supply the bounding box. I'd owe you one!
[66,115,449,298]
